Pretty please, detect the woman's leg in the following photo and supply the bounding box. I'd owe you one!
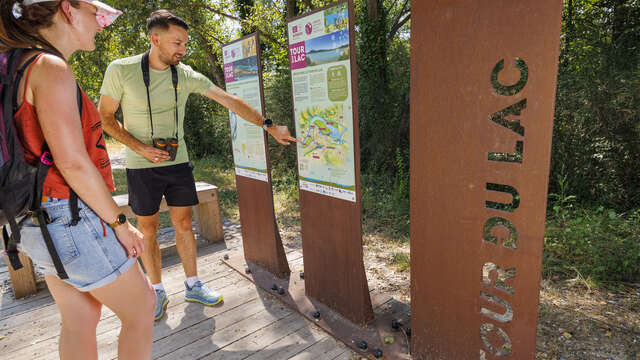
[45,275,102,360]
[89,262,156,360]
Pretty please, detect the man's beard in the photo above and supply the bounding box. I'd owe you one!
[160,51,181,66]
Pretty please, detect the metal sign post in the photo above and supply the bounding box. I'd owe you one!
[410,1,563,358]
[287,0,373,326]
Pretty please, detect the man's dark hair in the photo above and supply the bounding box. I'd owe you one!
[146,10,189,33]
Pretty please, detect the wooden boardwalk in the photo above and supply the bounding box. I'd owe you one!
[0,223,358,360]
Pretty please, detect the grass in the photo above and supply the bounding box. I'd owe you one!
[392,252,411,272]
[111,155,238,228]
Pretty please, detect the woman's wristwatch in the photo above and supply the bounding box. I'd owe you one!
[108,213,127,229]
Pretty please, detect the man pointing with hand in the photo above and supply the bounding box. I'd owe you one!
[99,9,295,321]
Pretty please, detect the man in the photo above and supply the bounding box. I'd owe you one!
[99,10,295,321]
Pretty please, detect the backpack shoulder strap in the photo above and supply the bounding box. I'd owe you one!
[13,52,45,112]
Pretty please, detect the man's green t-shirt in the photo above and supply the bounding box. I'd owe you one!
[100,54,214,169]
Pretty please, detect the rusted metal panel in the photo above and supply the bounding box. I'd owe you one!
[287,0,373,326]
[223,33,290,277]
[410,1,563,359]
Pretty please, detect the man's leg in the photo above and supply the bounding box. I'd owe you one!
[165,163,222,306]
[169,205,197,278]
[169,204,223,306]
[137,213,162,284]
[136,212,169,320]
[126,166,170,320]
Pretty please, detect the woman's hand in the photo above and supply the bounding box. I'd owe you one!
[114,222,145,258]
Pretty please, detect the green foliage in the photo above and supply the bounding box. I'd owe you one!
[361,157,410,240]
[191,155,239,219]
[544,203,640,283]
[183,96,233,165]
[264,66,297,171]
[550,0,640,211]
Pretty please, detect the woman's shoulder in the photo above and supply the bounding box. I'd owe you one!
[27,52,74,82]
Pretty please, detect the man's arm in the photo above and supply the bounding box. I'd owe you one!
[203,86,297,145]
[98,94,170,163]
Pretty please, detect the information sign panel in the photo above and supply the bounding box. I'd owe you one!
[223,35,268,182]
[289,2,356,202]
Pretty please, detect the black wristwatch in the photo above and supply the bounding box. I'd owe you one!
[108,213,127,229]
[262,118,274,130]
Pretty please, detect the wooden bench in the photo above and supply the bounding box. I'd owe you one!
[3,182,224,299]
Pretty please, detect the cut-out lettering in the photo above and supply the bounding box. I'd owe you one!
[480,291,513,323]
[486,183,520,212]
[488,141,523,163]
[480,323,512,357]
[489,99,527,137]
[491,58,528,96]
[483,217,518,249]
[482,262,516,294]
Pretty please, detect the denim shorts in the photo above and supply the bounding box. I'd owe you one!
[17,197,136,292]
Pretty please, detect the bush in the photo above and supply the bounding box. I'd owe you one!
[544,202,640,282]
[183,96,233,167]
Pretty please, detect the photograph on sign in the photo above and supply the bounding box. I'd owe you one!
[223,36,268,182]
[288,2,356,202]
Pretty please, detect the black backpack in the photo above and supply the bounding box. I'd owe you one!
[0,48,82,280]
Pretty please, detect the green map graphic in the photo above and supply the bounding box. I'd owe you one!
[299,104,349,167]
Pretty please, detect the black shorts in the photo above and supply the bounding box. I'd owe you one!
[126,162,199,216]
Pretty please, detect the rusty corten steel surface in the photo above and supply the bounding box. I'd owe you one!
[287,0,373,326]
[227,33,290,277]
[410,1,562,359]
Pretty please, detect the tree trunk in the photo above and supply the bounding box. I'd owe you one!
[286,0,299,18]
[366,0,378,20]
[193,31,226,88]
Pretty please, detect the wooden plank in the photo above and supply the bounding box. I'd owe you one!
[287,335,349,360]
[3,248,37,299]
[155,297,292,360]
[4,272,246,358]
[243,318,331,360]
[2,246,256,356]
[4,251,305,359]
[0,247,300,331]
[194,191,224,244]
[0,236,234,315]
[5,268,247,359]
[332,350,357,360]
[0,290,54,320]
[200,313,309,360]
[3,245,354,360]
[0,245,236,331]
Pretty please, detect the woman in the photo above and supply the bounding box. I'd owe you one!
[1,1,155,359]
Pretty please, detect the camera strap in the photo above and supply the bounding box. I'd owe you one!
[141,51,179,140]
